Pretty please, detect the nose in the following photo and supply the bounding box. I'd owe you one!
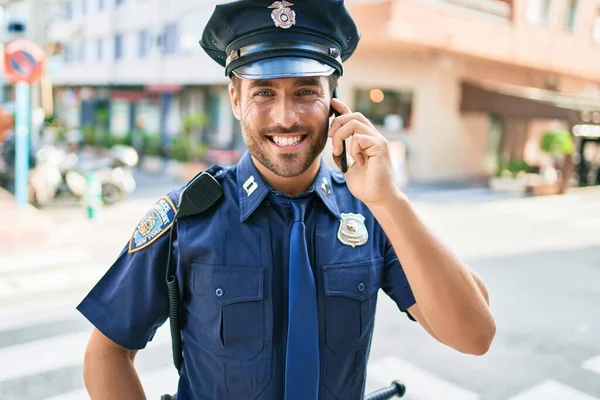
[270,94,300,129]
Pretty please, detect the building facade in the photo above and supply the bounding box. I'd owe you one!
[48,0,600,183]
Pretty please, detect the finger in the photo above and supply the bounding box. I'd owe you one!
[328,112,375,137]
[352,133,385,158]
[331,120,373,156]
[349,137,366,168]
[332,151,354,171]
[330,97,352,116]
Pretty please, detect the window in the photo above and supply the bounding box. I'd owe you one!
[564,0,578,32]
[139,29,149,57]
[98,0,105,10]
[64,44,72,63]
[353,88,413,130]
[115,0,124,5]
[78,41,85,62]
[526,0,552,26]
[65,1,72,19]
[97,38,103,61]
[114,34,123,60]
[81,0,86,16]
[593,8,600,44]
[162,23,179,55]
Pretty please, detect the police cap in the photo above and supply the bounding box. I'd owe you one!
[200,0,360,79]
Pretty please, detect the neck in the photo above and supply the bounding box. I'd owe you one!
[252,156,321,197]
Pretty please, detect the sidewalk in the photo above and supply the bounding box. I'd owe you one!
[0,188,53,251]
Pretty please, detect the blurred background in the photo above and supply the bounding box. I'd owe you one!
[0,0,599,399]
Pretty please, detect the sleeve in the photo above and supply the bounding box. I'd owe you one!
[76,192,180,350]
[381,238,417,322]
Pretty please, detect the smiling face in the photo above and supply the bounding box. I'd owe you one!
[229,74,336,178]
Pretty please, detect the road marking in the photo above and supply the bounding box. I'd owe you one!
[366,356,479,399]
[507,379,599,400]
[0,248,92,274]
[0,263,107,299]
[0,325,171,382]
[0,306,80,331]
[582,354,600,375]
[42,365,179,400]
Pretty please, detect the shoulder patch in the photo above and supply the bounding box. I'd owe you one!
[128,195,177,254]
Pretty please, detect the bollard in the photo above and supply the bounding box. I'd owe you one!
[84,172,102,219]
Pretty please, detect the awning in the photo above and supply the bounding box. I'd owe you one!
[460,80,600,124]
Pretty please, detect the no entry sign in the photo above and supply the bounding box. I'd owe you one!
[3,38,46,84]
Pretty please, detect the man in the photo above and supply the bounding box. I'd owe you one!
[78,1,496,399]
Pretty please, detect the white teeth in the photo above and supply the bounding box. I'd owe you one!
[272,135,302,146]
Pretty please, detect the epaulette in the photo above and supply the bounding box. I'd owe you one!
[205,164,226,180]
[331,169,346,185]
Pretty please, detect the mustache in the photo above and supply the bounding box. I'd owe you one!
[260,123,312,136]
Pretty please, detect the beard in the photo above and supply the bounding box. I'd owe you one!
[241,117,329,178]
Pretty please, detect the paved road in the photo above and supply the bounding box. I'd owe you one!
[1,178,599,400]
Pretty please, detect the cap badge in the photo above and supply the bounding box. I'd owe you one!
[337,213,368,248]
[268,1,296,29]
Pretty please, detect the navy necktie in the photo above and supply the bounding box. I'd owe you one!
[285,198,320,400]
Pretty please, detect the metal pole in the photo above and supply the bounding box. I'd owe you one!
[15,81,30,210]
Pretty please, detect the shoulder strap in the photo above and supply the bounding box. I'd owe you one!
[165,167,224,374]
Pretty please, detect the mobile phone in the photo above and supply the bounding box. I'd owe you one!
[331,88,348,173]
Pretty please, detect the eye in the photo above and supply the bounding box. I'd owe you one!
[255,90,273,97]
[298,89,316,96]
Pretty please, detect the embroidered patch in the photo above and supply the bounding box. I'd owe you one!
[128,196,177,253]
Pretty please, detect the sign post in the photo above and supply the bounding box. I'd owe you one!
[3,39,46,210]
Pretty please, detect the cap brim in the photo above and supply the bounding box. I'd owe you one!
[232,57,335,80]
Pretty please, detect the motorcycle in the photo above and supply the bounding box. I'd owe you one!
[27,144,139,207]
[60,145,139,206]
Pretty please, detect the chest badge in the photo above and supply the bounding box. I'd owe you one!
[268,1,296,29]
[337,213,368,248]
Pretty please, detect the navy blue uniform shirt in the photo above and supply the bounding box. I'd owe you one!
[77,151,416,400]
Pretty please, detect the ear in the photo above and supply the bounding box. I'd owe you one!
[228,81,241,121]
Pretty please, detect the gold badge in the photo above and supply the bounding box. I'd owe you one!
[137,213,157,237]
[268,1,296,29]
[337,213,368,248]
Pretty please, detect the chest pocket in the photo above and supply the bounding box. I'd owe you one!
[190,263,265,359]
[322,257,383,354]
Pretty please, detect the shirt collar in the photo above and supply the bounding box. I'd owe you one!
[237,151,341,222]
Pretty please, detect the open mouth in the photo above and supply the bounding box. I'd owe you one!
[267,135,308,148]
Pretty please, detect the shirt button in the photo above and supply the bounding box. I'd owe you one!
[215,288,224,297]
[264,200,271,206]
[357,283,365,292]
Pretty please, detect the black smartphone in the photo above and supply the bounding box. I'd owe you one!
[331,88,348,173]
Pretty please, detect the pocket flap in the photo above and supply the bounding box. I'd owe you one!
[323,258,383,301]
[193,264,264,306]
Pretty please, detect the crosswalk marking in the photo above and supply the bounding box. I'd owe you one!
[0,331,90,382]
[0,306,80,331]
[42,366,179,400]
[506,379,600,400]
[582,355,600,375]
[0,263,107,299]
[366,356,480,400]
[0,248,92,274]
[0,324,171,382]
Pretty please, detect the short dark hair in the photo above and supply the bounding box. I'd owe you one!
[231,72,339,95]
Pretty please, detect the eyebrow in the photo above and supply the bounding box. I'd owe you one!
[247,77,324,90]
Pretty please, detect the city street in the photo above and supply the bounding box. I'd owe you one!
[1,173,599,400]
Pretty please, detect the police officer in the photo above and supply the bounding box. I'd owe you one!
[78,1,496,399]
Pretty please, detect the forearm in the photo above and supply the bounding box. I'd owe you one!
[368,190,495,354]
[83,343,145,399]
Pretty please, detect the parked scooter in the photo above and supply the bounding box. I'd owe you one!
[60,145,139,205]
[28,144,138,206]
